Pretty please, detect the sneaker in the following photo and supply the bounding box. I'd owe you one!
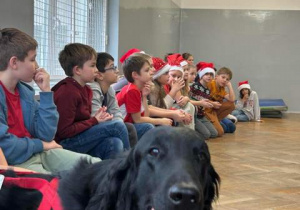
[226,114,238,124]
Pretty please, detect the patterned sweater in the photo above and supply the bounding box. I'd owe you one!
[189,81,211,118]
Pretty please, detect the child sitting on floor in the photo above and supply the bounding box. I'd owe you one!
[52,43,126,160]
[189,62,218,139]
[149,56,191,126]
[232,80,261,122]
[205,67,236,136]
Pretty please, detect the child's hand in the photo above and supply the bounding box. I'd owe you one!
[42,140,62,151]
[94,106,113,123]
[211,101,222,109]
[182,112,192,125]
[159,118,173,126]
[142,82,152,97]
[176,96,189,107]
[171,78,185,92]
[200,99,214,108]
[225,81,232,88]
[243,94,249,100]
[34,68,51,92]
[171,109,186,122]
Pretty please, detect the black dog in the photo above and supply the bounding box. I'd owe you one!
[59,126,220,210]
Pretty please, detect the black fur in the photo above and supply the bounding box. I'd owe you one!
[59,126,220,210]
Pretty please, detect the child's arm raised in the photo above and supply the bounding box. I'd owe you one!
[224,81,235,102]
[168,78,185,99]
[142,82,152,117]
[33,68,51,92]
[175,94,190,108]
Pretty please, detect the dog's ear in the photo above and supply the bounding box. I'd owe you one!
[202,161,220,210]
[198,143,220,210]
[59,159,95,210]
[97,150,140,210]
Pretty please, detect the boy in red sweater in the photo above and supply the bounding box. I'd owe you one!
[52,43,127,159]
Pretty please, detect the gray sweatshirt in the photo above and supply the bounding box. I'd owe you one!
[235,91,260,121]
[88,81,123,121]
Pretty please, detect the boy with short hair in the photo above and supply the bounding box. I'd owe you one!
[88,52,136,147]
[0,28,99,173]
[205,67,236,136]
[117,55,172,139]
[52,43,126,159]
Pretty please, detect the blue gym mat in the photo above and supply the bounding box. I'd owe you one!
[259,99,288,111]
[259,99,288,118]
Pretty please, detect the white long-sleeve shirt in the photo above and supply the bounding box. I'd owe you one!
[235,91,260,121]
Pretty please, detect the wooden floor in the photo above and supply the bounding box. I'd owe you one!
[208,113,300,210]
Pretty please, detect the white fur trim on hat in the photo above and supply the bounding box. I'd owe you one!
[198,67,215,79]
[153,64,171,80]
[180,60,188,67]
[169,65,184,74]
[238,84,251,92]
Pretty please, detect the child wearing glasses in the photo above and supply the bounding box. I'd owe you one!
[52,44,129,160]
[88,52,137,147]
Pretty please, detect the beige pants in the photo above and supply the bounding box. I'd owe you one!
[14,148,100,174]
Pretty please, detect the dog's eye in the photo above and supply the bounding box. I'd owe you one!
[198,153,206,161]
[149,148,159,157]
[193,148,208,162]
[197,152,209,162]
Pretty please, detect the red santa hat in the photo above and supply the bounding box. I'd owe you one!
[196,62,215,79]
[238,80,251,92]
[152,57,171,80]
[166,54,185,74]
[119,48,145,63]
[167,53,188,67]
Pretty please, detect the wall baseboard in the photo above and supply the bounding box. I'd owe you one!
[284,111,300,114]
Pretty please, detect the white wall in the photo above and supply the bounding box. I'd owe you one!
[0,0,34,35]
[180,9,300,112]
[117,0,181,63]
[179,0,300,10]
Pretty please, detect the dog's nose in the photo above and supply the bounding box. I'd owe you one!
[168,183,200,206]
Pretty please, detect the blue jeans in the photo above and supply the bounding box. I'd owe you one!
[232,110,250,122]
[60,120,128,160]
[220,118,236,133]
[133,123,155,140]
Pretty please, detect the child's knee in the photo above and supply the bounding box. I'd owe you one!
[146,123,155,130]
[110,138,124,153]
[221,119,236,133]
[227,123,236,133]
[113,120,127,130]
[201,131,210,140]
[210,129,219,138]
